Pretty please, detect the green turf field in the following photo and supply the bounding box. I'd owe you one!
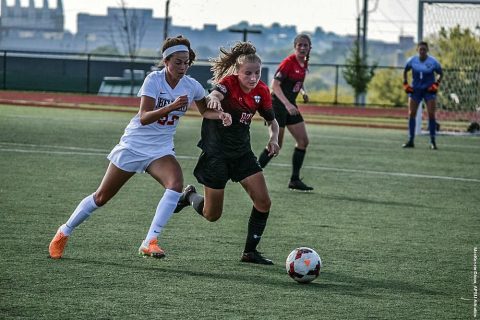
[1,105,479,319]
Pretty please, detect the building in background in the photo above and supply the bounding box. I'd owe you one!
[0,0,77,51]
[1,0,63,32]
[0,1,415,65]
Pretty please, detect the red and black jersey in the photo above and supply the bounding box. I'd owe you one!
[198,75,274,159]
[272,54,308,105]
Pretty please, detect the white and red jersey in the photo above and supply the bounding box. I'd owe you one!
[117,69,205,157]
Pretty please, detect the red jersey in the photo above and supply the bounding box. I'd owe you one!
[198,75,274,158]
[272,54,308,105]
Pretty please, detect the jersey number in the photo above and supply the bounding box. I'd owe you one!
[157,115,179,125]
[239,112,253,124]
[293,81,302,93]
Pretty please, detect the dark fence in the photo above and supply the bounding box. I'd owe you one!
[0,50,213,94]
[4,50,474,111]
[0,49,401,106]
[0,50,271,96]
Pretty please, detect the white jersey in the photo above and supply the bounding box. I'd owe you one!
[117,69,205,157]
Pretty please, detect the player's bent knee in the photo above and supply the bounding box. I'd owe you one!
[93,192,109,207]
[298,140,309,149]
[204,213,221,222]
[205,215,220,222]
[203,209,222,222]
[165,183,183,193]
[255,198,271,212]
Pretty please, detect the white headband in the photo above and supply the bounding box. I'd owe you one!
[162,45,189,59]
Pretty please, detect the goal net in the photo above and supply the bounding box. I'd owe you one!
[419,0,480,134]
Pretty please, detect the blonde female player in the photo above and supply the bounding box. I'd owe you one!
[175,42,280,265]
[48,36,231,259]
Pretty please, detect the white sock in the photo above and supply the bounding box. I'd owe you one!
[144,189,182,243]
[60,193,99,236]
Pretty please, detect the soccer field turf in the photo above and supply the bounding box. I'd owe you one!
[1,105,479,319]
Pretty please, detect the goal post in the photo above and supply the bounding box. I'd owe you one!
[417,0,480,134]
[418,0,480,42]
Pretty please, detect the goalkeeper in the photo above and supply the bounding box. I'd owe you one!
[402,41,443,150]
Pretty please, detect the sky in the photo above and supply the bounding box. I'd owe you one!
[12,0,421,43]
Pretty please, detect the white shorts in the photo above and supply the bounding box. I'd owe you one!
[107,145,176,173]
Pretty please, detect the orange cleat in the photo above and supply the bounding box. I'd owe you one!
[138,239,165,258]
[49,228,69,259]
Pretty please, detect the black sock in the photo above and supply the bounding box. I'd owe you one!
[187,192,204,216]
[291,147,306,181]
[244,207,269,253]
[258,148,273,168]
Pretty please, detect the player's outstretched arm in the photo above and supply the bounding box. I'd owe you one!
[265,119,280,157]
[195,96,231,126]
[206,91,224,111]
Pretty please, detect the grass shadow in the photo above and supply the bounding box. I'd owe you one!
[56,256,442,298]
[321,194,431,209]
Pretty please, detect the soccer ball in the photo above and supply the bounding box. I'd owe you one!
[286,247,322,283]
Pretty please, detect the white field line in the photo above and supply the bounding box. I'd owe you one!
[310,134,480,150]
[1,142,479,183]
[0,148,107,156]
[2,114,128,124]
[3,114,478,149]
[0,142,108,152]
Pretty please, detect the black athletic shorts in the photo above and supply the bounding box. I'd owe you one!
[272,99,304,128]
[193,150,262,189]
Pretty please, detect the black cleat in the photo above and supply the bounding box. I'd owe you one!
[402,141,415,148]
[241,250,274,265]
[430,142,438,150]
[288,179,313,191]
[174,185,196,213]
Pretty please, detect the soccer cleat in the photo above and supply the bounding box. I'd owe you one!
[402,141,415,148]
[49,228,69,259]
[138,238,165,258]
[288,179,313,191]
[174,185,196,213]
[430,142,438,150]
[241,250,274,265]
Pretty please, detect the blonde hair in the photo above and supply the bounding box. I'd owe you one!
[210,42,261,83]
[160,35,196,66]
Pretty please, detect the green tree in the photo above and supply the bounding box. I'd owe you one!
[342,40,376,105]
[428,26,480,111]
[304,73,329,92]
[368,68,405,107]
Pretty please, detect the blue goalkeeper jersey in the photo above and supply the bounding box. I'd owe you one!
[404,55,442,90]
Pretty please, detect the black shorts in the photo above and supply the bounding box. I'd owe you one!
[272,100,304,128]
[193,150,262,189]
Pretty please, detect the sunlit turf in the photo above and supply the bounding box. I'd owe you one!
[1,105,479,319]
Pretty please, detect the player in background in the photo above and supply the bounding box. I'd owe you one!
[402,41,443,150]
[174,42,280,265]
[257,34,314,191]
[48,36,231,259]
